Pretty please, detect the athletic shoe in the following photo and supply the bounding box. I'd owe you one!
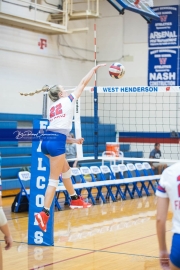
[70,197,92,209]
[35,212,50,232]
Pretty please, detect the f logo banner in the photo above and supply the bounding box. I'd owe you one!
[38,39,47,50]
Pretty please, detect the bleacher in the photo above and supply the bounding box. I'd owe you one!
[0,114,143,195]
[0,113,41,194]
[75,116,143,167]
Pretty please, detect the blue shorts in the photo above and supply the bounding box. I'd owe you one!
[41,131,66,157]
[170,233,180,268]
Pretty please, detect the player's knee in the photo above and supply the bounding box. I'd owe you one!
[62,168,71,179]
[48,179,59,188]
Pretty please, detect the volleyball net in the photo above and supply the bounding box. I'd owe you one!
[69,85,180,164]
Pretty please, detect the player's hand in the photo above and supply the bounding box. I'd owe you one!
[4,235,13,250]
[159,251,170,270]
[76,138,84,144]
[94,63,106,72]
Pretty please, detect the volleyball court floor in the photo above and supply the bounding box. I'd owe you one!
[1,195,172,270]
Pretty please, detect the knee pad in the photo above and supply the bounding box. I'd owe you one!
[48,179,59,188]
[0,207,7,227]
[62,168,71,179]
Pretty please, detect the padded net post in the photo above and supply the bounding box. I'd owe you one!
[28,119,55,246]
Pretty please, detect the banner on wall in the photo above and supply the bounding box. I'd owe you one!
[148,49,178,86]
[148,5,179,47]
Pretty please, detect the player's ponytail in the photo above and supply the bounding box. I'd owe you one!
[19,85,62,102]
[19,85,50,96]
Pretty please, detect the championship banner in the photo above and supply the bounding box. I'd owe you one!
[97,86,180,93]
[148,49,178,86]
[148,5,179,48]
[28,119,55,246]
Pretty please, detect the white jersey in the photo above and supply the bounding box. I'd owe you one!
[156,162,180,234]
[47,93,76,135]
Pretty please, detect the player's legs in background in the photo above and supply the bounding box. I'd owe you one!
[163,164,168,171]
[157,164,167,174]
[157,164,163,175]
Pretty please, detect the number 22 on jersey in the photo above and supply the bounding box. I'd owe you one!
[50,104,63,118]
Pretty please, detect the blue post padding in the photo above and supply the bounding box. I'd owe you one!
[94,87,98,159]
[28,119,55,246]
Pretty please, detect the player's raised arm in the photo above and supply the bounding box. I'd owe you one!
[74,64,106,99]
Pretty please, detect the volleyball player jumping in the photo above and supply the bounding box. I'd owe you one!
[156,162,180,270]
[21,64,106,232]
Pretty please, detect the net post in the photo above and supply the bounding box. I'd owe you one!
[42,92,48,119]
[28,120,55,246]
[94,86,98,159]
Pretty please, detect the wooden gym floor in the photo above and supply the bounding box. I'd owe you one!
[0,195,172,270]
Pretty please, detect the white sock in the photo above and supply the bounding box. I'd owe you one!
[70,192,77,197]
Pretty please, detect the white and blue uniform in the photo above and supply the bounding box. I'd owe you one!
[156,162,180,268]
[41,93,77,157]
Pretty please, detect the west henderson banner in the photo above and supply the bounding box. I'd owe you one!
[148,49,178,86]
[148,6,179,47]
[97,86,180,93]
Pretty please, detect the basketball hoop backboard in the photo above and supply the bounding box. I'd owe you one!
[107,0,159,22]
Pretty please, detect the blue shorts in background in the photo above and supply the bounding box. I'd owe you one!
[41,131,66,157]
[170,233,180,268]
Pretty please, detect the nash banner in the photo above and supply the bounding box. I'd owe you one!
[148,49,178,86]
